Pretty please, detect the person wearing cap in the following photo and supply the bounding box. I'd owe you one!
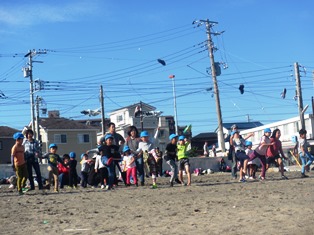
[249,128,275,181]
[103,122,126,186]
[122,146,138,186]
[11,132,28,195]
[58,154,70,189]
[298,129,314,178]
[23,129,43,190]
[177,136,191,186]
[136,130,159,188]
[230,131,249,182]
[266,129,289,180]
[67,152,78,189]
[245,141,259,179]
[42,143,64,192]
[164,134,181,187]
[228,124,254,180]
[98,134,121,190]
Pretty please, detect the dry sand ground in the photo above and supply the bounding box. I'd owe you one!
[1,171,314,235]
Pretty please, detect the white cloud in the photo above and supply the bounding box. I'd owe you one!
[0,1,101,26]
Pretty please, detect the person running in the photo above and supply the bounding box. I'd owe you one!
[11,132,28,195]
[230,131,249,182]
[249,128,275,181]
[164,134,181,187]
[42,143,64,192]
[298,129,314,178]
[177,136,191,186]
[23,129,43,190]
[245,141,259,179]
[266,129,289,180]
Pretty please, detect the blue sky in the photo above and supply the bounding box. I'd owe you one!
[1,0,313,135]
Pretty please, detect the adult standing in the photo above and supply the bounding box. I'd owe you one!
[23,129,43,190]
[203,141,209,157]
[104,122,126,185]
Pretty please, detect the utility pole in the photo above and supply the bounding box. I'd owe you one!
[24,49,46,140]
[140,101,144,131]
[294,62,305,130]
[100,85,106,135]
[195,19,225,152]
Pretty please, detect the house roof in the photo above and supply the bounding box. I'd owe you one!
[39,118,100,130]
[222,122,263,130]
[192,132,217,140]
[0,126,20,137]
[110,102,156,113]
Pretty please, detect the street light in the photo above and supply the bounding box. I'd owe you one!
[169,75,178,135]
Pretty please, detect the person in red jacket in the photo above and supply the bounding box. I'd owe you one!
[58,154,70,188]
[266,129,289,180]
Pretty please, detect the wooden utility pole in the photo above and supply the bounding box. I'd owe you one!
[100,85,106,135]
[294,62,305,129]
[204,19,225,152]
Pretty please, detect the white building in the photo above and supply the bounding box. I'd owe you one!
[239,114,314,151]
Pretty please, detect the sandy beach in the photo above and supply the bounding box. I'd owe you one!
[1,170,314,235]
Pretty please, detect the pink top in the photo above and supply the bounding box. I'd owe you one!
[255,135,271,156]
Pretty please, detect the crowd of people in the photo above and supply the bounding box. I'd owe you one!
[9,122,314,195]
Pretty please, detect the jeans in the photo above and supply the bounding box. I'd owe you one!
[106,161,115,188]
[58,173,69,188]
[300,152,314,174]
[231,150,237,178]
[135,157,145,184]
[26,159,43,190]
[166,159,178,183]
[81,171,88,188]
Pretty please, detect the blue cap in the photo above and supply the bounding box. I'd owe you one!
[13,132,24,140]
[264,128,271,133]
[105,134,114,141]
[245,141,252,146]
[140,131,149,137]
[49,143,57,149]
[69,152,76,158]
[80,153,88,159]
[123,146,130,152]
[178,136,185,141]
[169,133,178,140]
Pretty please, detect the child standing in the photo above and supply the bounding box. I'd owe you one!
[11,132,28,195]
[68,152,78,188]
[177,136,191,186]
[80,153,91,188]
[298,129,314,178]
[42,143,64,192]
[123,146,138,186]
[137,131,158,189]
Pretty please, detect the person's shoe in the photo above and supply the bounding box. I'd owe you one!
[140,182,145,186]
[175,179,181,184]
[239,178,246,183]
[281,175,288,180]
[105,185,110,190]
[135,183,138,187]
[151,184,157,189]
[18,191,24,196]
[249,176,254,180]
[9,184,15,189]
[181,182,187,186]
[53,189,59,193]
[101,185,105,189]
[305,165,310,172]
[301,173,309,178]
[170,182,174,187]
[22,188,29,193]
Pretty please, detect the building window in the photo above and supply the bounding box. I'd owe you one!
[158,130,165,138]
[78,134,90,143]
[117,115,123,123]
[54,134,67,144]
